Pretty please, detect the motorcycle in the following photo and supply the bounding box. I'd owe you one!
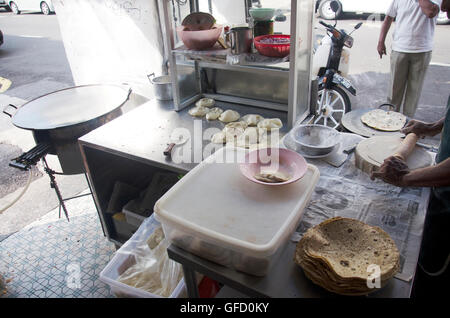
[312,1,362,129]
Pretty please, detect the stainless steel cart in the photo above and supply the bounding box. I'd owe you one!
[158,0,316,129]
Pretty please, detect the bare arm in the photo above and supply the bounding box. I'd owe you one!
[371,157,450,188]
[403,158,450,187]
[377,16,394,59]
[401,117,445,137]
[372,115,448,187]
[419,0,440,18]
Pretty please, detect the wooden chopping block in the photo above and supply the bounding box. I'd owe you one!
[355,134,432,174]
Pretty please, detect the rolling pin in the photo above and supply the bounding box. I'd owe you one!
[392,133,419,161]
[355,133,431,175]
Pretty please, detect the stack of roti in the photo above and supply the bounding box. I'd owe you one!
[294,217,400,296]
[361,109,407,131]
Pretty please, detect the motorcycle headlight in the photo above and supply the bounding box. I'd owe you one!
[344,35,354,48]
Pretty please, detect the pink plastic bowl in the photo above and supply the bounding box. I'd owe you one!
[177,25,223,50]
[239,148,308,186]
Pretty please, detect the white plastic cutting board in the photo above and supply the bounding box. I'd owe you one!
[155,147,320,255]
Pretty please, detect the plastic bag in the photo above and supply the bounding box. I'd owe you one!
[116,222,183,297]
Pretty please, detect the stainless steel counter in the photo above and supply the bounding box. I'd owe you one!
[168,240,414,298]
[80,98,289,174]
[78,98,289,245]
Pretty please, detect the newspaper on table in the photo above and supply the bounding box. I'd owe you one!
[285,134,432,282]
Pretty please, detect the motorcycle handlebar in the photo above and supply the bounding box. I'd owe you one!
[319,20,332,29]
[319,20,345,37]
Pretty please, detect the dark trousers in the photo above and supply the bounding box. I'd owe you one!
[412,192,450,298]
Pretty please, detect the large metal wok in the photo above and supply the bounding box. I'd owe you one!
[341,103,406,138]
[3,84,132,175]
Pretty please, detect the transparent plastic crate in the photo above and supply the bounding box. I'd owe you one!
[100,215,185,298]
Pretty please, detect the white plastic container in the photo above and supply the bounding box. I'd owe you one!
[100,216,185,298]
[154,147,320,276]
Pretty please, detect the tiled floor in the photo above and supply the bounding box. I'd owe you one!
[0,205,116,298]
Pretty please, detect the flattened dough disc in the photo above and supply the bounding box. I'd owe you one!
[360,109,407,132]
[342,109,404,138]
[355,136,433,174]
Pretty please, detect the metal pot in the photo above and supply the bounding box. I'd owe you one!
[3,84,132,175]
[148,73,173,100]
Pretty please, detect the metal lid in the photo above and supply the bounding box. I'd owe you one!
[11,84,131,130]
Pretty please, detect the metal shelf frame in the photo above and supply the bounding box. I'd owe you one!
[158,0,315,129]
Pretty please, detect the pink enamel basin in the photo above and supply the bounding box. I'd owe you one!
[177,25,223,50]
[239,148,308,186]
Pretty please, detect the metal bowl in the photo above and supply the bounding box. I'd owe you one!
[289,124,340,156]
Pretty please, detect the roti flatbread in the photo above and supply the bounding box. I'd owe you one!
[294,217,400,295]
[361,109,406,132]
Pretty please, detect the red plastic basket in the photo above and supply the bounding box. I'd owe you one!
[254,34,291,58]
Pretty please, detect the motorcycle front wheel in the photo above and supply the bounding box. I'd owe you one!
[314,86,351,129]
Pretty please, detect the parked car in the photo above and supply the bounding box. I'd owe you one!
[316,0,450,25]
[7,0,54,15]
[1,0,11,11]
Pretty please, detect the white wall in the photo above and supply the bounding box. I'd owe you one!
[53,0,165,98]
[198,0,247,26]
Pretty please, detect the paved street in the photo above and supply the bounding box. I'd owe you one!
[0,11,72,100]
[0,7,449,238]
[321,13,450,73]
[332,14,450,126]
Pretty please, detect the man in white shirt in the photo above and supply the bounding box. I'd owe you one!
[377,0,442,118]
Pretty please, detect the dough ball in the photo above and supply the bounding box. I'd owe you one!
[224,121,248,131]
[225,128,245,140]
[257,118,283,131]
[241,114,264,126]
[196,98,215,108]
[247,127,266,143]
[258,132,280,148]
[236,135,255,149]
[254,171,291,183]
[223,122,247,144]
[219,110,240,123]
[206,107,223,121]
[235,127,265,148]
[188,106,210,117]
[211,131,226,144]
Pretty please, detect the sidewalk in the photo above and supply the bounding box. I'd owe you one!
[0,191,115,298]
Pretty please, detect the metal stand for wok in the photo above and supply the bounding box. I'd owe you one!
[41,157,93,222]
